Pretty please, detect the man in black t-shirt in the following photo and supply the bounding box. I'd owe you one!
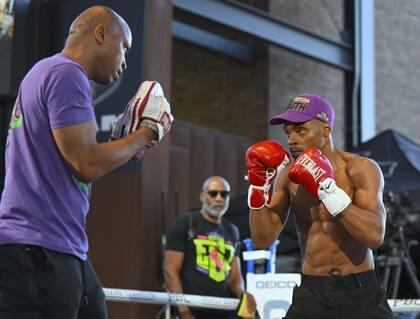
[165,176,256,319]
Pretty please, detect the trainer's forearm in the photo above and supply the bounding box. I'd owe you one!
[250,207,285,249]
[75,127,156,182]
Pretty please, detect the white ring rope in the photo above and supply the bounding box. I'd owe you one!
[103,288,238,310]
[103,288,420,312]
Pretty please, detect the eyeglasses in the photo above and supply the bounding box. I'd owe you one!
[207,190,230,199]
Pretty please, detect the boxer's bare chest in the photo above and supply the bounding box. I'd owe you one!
[288,161,355,235]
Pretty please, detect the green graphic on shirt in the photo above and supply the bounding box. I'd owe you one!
[77,180,90,194]
[9,98,23,129]
[193,235,235,282]
[11,116,23,129]
[73,176,91,194]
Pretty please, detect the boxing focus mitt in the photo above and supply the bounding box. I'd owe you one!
[111,81,174,160]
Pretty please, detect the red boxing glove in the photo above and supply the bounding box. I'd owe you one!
[245,141,290,209]
[288,148,334,196]
[288,148,351,216]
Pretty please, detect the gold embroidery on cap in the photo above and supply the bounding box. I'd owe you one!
[287,97,310,112]
[316,112,329,122]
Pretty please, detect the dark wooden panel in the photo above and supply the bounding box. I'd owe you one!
[169,122,192,220]
[88,0,174,318]
[169,145,191,221]
[238,140,254,195]
[171,120,191,149]
[215,136,241,197]
[168,121,255,215]
[189,129,216,209]
[87,169,144,319]
[139,0,173,301]
[143,0,173,95]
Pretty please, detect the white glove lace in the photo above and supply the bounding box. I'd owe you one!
[245,168,276,210]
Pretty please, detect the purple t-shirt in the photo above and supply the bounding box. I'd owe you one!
[0,53,95,260]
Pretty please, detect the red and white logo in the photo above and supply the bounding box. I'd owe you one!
[159,111,173,133]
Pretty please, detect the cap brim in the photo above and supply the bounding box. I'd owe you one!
[269,111,314,125]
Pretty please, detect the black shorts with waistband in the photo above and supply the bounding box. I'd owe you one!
[283,270,394,319]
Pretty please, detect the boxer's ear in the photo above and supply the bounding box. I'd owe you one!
[321,124,331,137]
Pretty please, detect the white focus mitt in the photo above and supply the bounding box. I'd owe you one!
[111,81,174,160]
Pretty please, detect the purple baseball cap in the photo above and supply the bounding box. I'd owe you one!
[269,93,335,127]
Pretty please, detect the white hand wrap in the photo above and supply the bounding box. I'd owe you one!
[317,178,351,217]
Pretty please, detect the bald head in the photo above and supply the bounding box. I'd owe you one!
[66,6,129,47]
[62,6,132,84]
[202,176,230,192]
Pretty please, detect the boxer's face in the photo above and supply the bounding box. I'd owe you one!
[284,119,330,159]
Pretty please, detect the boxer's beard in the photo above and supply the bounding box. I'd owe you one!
[203,202,228,218]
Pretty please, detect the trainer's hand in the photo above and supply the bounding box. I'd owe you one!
[288,148,351,216]
[245,140,290,209]
[110,80,174,160]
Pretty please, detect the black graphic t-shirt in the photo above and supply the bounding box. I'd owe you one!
[166,211,240,299]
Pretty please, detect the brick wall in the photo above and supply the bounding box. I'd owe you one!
[375,0,420,144]
[171,38,269,141]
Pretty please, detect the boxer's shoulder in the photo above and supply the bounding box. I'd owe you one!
[336,151,376,173]
[338,152,383,189]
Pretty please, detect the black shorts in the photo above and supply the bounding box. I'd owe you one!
[283,270,394,319]
[0,244,107,319]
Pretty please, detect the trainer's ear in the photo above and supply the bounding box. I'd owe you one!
[94,25,106,44]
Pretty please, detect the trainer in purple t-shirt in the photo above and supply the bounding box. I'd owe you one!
[0,53,95,260]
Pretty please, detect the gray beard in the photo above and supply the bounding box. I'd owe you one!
[203,202,227,218]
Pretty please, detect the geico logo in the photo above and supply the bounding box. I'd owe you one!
[256,281,297,289]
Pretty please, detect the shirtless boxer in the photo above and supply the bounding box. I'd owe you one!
[246,93,393,319]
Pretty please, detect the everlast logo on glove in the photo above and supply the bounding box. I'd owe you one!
[295,153,327,182]
[288,148,336,198]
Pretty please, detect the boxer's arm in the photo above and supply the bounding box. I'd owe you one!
[52,120,156,182]
[250,170,291,249]
[336,158,386,249]
[164,250,192,317]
